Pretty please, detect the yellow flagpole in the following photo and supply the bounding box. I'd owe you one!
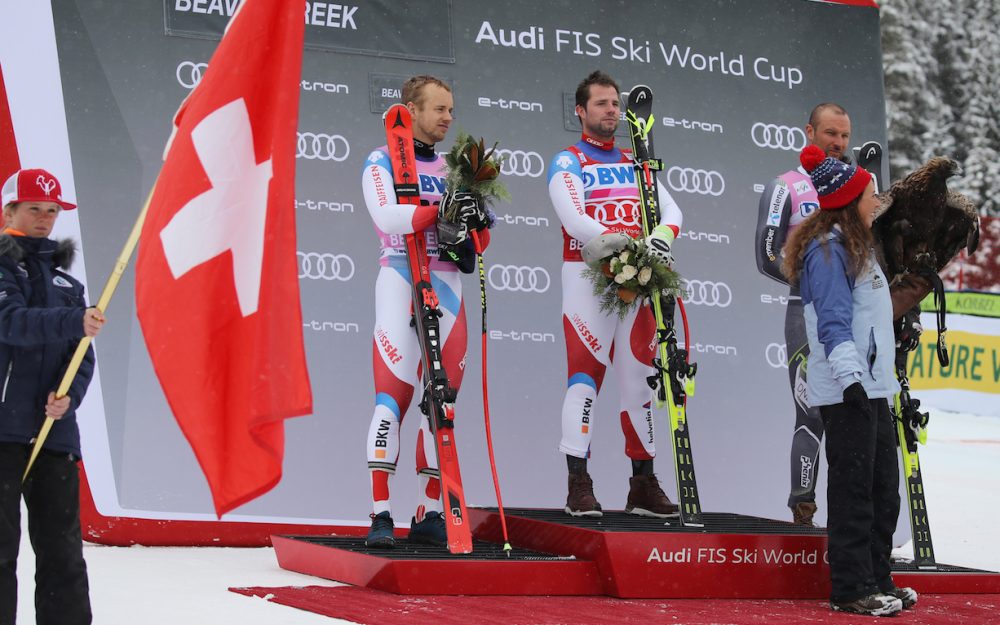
[23,184,156,481]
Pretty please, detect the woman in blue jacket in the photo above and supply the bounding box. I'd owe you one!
[0,168,104,625]
[782,146,915,617]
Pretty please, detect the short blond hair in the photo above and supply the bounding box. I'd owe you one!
[401,75,451,109]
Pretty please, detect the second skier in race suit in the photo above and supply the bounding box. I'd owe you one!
[754,103,851,526]
[360,76,489,548]
[548,71,683,518]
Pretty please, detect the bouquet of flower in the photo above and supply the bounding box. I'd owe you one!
[582,237,684,319]
[440,130,511,224]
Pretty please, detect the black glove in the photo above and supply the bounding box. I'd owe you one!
[843,382,870,414]
[440,190,487,229]
[895,306,922,353]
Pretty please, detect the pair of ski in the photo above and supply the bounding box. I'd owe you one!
[856,143,937,569]
[624,86,703,527]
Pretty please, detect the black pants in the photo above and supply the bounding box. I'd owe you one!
[820,398,900,603]
[0,443,91,625]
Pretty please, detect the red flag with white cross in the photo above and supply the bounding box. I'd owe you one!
[135,0,312,517]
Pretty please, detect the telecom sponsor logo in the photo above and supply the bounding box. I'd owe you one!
[593,199,640,228]
[488,264,550,293]
[661,116,723,135]
[297,251,355,281]
[303,319,360,333]
[766,342,788,369]
[488,329,556,343]
[666,167,725,196]
[682,279,732,307]
[477,96,543,113]
[677,230,731,245]
[494,213,551,228]
[751,123,807,151]
[496,149,545,177]
[297,132,350,161]
[766,182,788,227]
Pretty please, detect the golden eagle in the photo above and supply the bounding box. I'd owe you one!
[874,156,980,287]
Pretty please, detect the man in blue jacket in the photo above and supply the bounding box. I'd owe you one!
[0,168,105,625]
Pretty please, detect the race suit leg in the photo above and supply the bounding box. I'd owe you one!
[612,300,656,460]
[786,294,823,508]
[559,262,621,459]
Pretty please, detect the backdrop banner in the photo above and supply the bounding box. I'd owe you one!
[37,0,891,535]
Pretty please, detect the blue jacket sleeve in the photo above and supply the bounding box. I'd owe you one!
[0,262,86,346]
[803,241,863,389]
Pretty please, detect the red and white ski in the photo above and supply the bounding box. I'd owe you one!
[383,104,473,554]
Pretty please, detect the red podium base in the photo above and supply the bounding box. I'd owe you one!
[272,508,1000,598]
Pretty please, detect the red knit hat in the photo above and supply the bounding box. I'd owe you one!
[800,145,871,210]
[1,168,76,210]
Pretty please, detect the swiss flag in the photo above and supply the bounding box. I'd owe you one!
[135,0,312,517]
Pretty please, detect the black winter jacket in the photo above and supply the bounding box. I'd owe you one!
[0,233,94,457]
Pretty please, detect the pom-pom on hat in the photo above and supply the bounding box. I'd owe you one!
[1,168,76,210]
[800,144,871,210]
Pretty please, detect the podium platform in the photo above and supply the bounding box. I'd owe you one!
[272,507,1000,598]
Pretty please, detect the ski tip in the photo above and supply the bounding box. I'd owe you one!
[503,542,512,556]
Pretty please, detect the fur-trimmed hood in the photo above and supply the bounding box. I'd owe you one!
[0,233,76,269]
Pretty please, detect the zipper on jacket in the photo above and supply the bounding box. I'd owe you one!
[1,360,12,403]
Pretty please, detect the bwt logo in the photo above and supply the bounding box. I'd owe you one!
[297,251,355,281]
[176,61,208,89]
[766,342,788,369]
[751,123,807,151]
[488,264,551,293]
[593,200,640,228]
[496,149,544,177]
[477,97,543,113]
[666,167,725,196]
[297,132,350,161]
[682,279,732,307]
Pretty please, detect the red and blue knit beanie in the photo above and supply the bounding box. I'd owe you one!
[800,144,871,210]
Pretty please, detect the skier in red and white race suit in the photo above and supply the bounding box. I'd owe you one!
[548,71,683,518]
[360,76,489,548]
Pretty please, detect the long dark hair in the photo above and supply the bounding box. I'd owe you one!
[782,196,873,284]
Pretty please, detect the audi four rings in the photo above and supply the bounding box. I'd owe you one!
[496,149,545,177]
[176,61,208,89]
[682,279,733,307]
[765,343,789,368]
[488,265,551,293]
[666,167,725,196]
[297,132,351,161]
[297,252,355,281]
[751,123,808,151]
[593,200,640,227]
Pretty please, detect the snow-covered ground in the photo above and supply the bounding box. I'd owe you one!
[14,408,1000,624]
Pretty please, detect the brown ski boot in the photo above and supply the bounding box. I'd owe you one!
[565,472,603,517]
[625,474,679,518]
[791,502,818,526]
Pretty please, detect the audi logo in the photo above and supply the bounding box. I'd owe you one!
[666,167,725,196]
[593,200,640,227]
[496,149,544,177]
[297,132,350,161]
[297,252,355,281]
[682,279,732,307]
[751,123,807,151]
[765,342,788,369]
[176,61,208,89]
[487,265,550,293]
